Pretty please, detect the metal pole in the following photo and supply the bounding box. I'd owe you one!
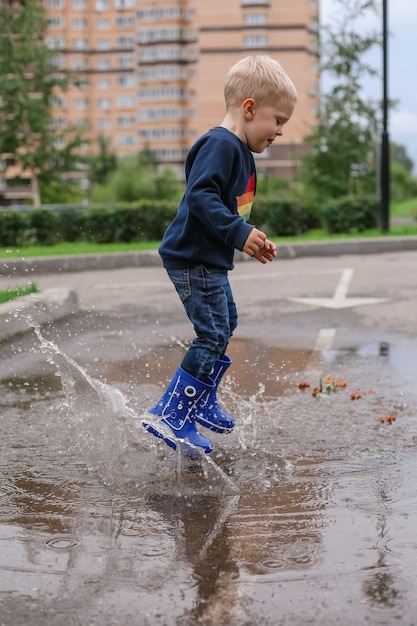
[380,0,390,232]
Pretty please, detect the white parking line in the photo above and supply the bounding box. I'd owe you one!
[314,328,336,352]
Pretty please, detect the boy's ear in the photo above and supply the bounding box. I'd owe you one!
[242,98,256,120]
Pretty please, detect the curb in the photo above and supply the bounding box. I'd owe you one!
[274,235,417,259]
[1,237,417,277]
[0,288,80,342]
[0,250,162,277]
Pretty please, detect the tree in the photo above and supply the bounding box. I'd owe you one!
[391,142,414,175]
[90,151,183,203]
[300,0,381,205]
[88,135,118,185]
[0,2,84,207]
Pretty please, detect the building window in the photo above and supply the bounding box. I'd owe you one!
[243,13,267,26]
[138,46,185,62]
[117,134,137,147]
[74,97,88,109]
[117,55,134,68]
[116,16,134,27]
[44,0,65,7]
[117,95,135,108]
[138,87,185,101]
[97,18,110,29]
[73,38,87,50]
[97,58,110,70]
[51,116,67,128]
[73,58,87,70]
[244,35,267,48]
[54,137,67,150]
[98,98,111,111]
[47,16,65,28]
[117,75,135,87]
[115,0,134,9]
[138,7,183,20]
[140,127,184,141]
[137,27,184,44]
[95,0,109,9]
[116,36,134,48]
[241,0,269,5]
[72,18,87,29]
[45,36,65,49]
[72,0,86,8]
[138,107,186,121]
[117,115,136,127]
[138,66,186,82]
[97,78,111,89]
[98,118,111,129]
[154,148,187,162]
[50,55,66,69]
[97,39,110,50]
[52,95,66,108]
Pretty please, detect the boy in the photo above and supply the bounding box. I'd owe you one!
[143,56,297,454]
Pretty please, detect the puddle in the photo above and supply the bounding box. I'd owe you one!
[1,329,417,625]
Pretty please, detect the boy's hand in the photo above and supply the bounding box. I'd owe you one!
[252,239,277,264]
[243,227,267,257]
[243,228,277,263]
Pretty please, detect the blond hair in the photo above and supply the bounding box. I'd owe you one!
[224,56,297,109]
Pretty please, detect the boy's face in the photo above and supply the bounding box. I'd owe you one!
[243,98,295,154]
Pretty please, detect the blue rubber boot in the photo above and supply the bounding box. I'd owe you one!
[143,367,214,454]
[195,355,235,434]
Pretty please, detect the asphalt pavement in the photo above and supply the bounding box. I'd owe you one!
[1,239,416,361]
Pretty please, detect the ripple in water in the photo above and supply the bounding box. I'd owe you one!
[40,536,82,551]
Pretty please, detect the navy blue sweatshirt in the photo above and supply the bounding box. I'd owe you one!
[159,126,256,270]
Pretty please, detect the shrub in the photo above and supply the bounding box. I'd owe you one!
[0,210,28,247]
[136,200,177,240]
[58,208,85,242]
[253,195,310,236]
[81,205,125,243]
[80,201,178,243]
[320,195,379,234]
[28,209,60,245]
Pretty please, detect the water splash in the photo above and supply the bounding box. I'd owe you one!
[29,318,135,486]
[26,316,238,495]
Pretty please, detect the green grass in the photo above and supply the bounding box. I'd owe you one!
[0,282,37,304]
[0,240,160,259]
[391,197,417,218]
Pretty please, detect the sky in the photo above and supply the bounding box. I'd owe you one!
[320,0,417,172]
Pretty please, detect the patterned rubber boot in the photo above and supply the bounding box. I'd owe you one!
[143,367,214,454]
[195,355,235,434]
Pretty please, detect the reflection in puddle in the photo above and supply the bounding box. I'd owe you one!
[1,332,417,624]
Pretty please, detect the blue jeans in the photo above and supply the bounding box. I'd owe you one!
[166,266,238,381]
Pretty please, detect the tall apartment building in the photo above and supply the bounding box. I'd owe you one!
[46,0,320,178]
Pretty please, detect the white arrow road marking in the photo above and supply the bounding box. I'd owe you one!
[289,268,390,310]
